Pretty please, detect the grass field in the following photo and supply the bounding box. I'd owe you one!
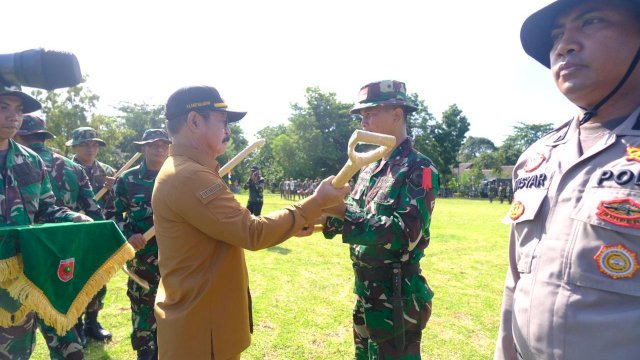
[32,194,512,359]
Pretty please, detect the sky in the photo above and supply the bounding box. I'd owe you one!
[5,0,578,146]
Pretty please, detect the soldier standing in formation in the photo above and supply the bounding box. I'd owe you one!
[66,127,116,344]
[114,129,171,360]
[0,88,92,359]
[322,80,439,359]
[14,115,105,358]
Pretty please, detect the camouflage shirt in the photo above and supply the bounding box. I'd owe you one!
[114,161,157,256]
[28,143,104,221]
[0,140,78,226]
[325,137,439,287]
[72,156,116,219]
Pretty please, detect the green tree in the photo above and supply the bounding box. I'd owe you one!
[114,102,165,156]
[285,87,357,179]
[414,104,470,181]
[30,81,100,154]
[459,136,497,162]
[252,125,287,189]
[499,122,554,165]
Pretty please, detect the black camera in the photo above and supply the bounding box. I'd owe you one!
[0,48,83,91]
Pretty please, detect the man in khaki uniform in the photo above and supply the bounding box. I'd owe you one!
[152,85,349,360]
[495,1,640,359]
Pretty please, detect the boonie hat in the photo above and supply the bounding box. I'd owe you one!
[521,0,640,68]
[165,85,247,123]
[65,127,106,147]
[350,80,418,115]
[0,84,41,114]
[17,114,55,139]
[133,129,171,151]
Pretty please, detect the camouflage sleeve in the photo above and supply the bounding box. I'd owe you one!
[35,159,77,223]
[76,166,104,221]
[113,175,130,237]
[322,216,344,239]
[342,163,439,252]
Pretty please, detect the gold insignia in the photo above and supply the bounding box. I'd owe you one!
[596,198,640,229]
[524,153,546,172]
[509,201,525,220]
[594,244,639,279]
[199,182,223,199]
[626,145,640,163]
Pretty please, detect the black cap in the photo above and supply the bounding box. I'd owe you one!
[521,0,640,68]
[165,85,247,123]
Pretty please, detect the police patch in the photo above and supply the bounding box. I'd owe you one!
[199,182,223,199]
[594,244,639,279]
[596,198,640,229]
[524,153,546,172]
[509,201,525,220]
[626,145,640,163]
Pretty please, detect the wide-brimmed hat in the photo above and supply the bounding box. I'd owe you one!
[65,127,106,147]
[16,114,55,139]
[350,80,418,115]
[521,0,640,68]
[165,85,247,123]
[0,85,41,114]
[133,129,171,151]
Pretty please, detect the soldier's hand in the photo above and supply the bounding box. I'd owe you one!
[104,176,116,190]
[72,213,93,222]
[295,215,326,237]
[313,176,350,209]
[128,233,147,251]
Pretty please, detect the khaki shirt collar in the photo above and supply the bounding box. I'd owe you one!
[169,143,220,172]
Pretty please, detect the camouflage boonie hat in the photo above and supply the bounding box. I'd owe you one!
[0,84,41,114]
[350,80,418,115]
[16,114,55,139]
[65,127,106,147]
[133,129,171,151]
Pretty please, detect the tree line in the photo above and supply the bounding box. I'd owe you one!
[30,82,554,193]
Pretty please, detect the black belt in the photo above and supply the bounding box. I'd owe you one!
[354,263,421,282]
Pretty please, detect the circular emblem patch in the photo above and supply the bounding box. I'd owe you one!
[524,153,546,173]
[509,201,525,221]
[594,244,639,279]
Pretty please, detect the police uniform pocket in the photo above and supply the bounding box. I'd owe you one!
[502,188,547,225]
[566,188,640,296]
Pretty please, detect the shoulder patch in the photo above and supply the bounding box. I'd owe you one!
[199,182,224,199]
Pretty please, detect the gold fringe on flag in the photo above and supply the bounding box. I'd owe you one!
[6,243,135,335]
[0,256,21,282]
[0,303,30,327]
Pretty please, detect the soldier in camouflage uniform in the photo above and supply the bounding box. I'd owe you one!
[66,127,116,343]
[0,87,93,359]
[322,80,439,360]
[114,129,170,360]
[14,115,106,358]
[243,165,265,215]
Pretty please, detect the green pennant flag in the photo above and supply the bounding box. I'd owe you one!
[0,221,134,334]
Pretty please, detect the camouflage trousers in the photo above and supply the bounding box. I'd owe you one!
[126,255,160,352]
[352,294,432,360]
[0,312,84,360]
[84,286,106,315]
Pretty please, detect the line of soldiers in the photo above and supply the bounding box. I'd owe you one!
[0,88,166,360]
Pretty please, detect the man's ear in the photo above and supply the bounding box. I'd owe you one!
[186,111,200,132]
[393,107,405,123]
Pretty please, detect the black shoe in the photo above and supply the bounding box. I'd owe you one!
[74,317,87,348]
[137,349,157,360]
[84,312,112,342]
